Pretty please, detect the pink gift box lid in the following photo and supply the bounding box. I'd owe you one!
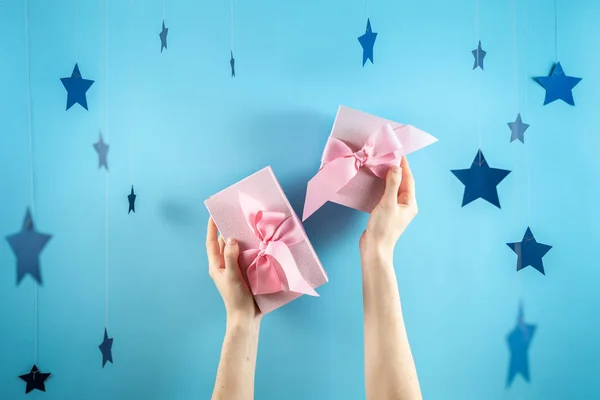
[305,105,438,217]
[205,166,328,315]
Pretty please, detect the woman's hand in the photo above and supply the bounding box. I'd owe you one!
[206,218,261,323]
[360,156,418,260]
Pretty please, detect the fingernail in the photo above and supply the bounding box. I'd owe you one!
[227,238,237,245]
[392,165,401,174]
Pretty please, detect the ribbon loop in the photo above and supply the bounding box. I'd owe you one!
[239,192,318,297]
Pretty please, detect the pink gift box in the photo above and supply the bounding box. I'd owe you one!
[303,105,438,220]
[205,166,328,315]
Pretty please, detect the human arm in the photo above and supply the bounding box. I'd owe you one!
[206,218,262,400]
[360,157,422,400]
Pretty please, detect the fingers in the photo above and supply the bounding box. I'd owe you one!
[381,164,403,207]
[223,238,241,277]
[218,234,226,255]
[206,217,221,264]
[398,157,417,207]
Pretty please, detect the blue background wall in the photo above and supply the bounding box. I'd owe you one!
[1,0,598,398]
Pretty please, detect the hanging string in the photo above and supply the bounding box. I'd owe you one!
[75,0,79,61]
[104,0,110,329]
[162,0,165,20]
[554,0,559,61]
[230,0,234,52]
[365,0,370,18]
[523,0,531,226]
[512,0,519,113]
[24,0,39,365]
[130,0,134,185]
[475,0,482,157]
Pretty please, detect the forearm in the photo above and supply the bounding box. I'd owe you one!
[361,247,422,400]
[212,316,261,400]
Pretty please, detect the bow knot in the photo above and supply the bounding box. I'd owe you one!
[238,192,318,297]
[353,149,369,168]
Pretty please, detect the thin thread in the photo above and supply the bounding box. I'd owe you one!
[524,0,531,225]
[366,0,369,18]
[25,0,38,365]
[476,0,480,40]
[75,0,79,61]
[554,0,559,61]
[162,0,165,20]
[230,0,234,52]
[513,0,519,112]
[104,0,109,329]
[130,0,134,184]
[475,0,481,153]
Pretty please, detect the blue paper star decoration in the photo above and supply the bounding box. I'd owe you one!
[6,208,52,285]
[358,18,377,66]
[159,21,168,53]
[507,227,552,275]
[534,62,582,106]
[99,328,114,367]
[506,305,536,387]
[230,51,236,77]
[451,150,511,208]
[60,63,94,110]
[93,132,109,170]
[19,364,51,394]
[472,40,486,70]
[128,186,137,214]
[507,113,530,143]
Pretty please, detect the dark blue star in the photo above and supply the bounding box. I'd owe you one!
[534,62,582,106]
[472,40,486,70]
[128,186,137,214]
[60,63,94,110]
[451,150,511,208]
[506,305,536,387]
[19,364,51,394]
[507,227,552,274]
[358,18,377,66]
[93,132,109,170]
[99,328,114,368]
[159,21,168,53]
[230,50,235,78]
[507,113,530,143]
[6,208,52,286]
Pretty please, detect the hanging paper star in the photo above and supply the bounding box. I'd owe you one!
[534,62,582,106]
[19,364,51,394]
[6,208,52,286]
[159,21,168,53]
[507,113,530,143]
[507,227,552,274]
[128,186,136,214]
[358,18,377,66]
[230,51,235,78]
[99,328,114,367]
[506,305,536,387]
[60,63,94,110]
[451,150,511,208]
[472,40,486,70]
[93,132,109,170]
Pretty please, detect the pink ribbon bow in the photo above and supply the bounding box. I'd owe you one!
[238,192,318,297]
[302,123,403,220]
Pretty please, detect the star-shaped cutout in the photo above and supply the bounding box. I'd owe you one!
[506,304,536,387]
[19,364,51,394]
[60,63,94,110]
[6,208,52,285]
[159,20,168,53]
[128,186,137,214]
[230,50,236,78]
[99,328,114,367]
[472,40,486,70]
[507,227,552,274]
[358,18,377,67]
[534,62,582,106]
[451,150,511,208]
[93,132,109,170]
[507,113,530,143]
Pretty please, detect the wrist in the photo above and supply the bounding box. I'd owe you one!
[226,312,262,333]
[360,238,394,264]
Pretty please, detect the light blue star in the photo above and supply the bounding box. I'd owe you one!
[507,113,530,143]
[472,40,486,70]
[358,18,377,66]
[534,62,582,106]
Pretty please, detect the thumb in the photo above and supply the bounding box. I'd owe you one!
[223,238,241,277]
[381,165,402,206]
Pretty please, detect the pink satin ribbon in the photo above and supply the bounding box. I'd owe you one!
[238,192,318,297]
[302,123,403,220]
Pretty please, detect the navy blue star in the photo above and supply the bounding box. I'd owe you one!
[128,186,136,214]
[19,364,51,394]
[159,21,168,53]
[506,305,536,387]
[6,208,52,285]
[534,62,582,106]
[230,50,235,77]
[60,63,94,110]
[507,227,552,274]
[472,40,486,70]
[99,328,114,368]
[93,133,109,170]
[507,113,530,143]
[451,150,511,208]
[358,18,377,66]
